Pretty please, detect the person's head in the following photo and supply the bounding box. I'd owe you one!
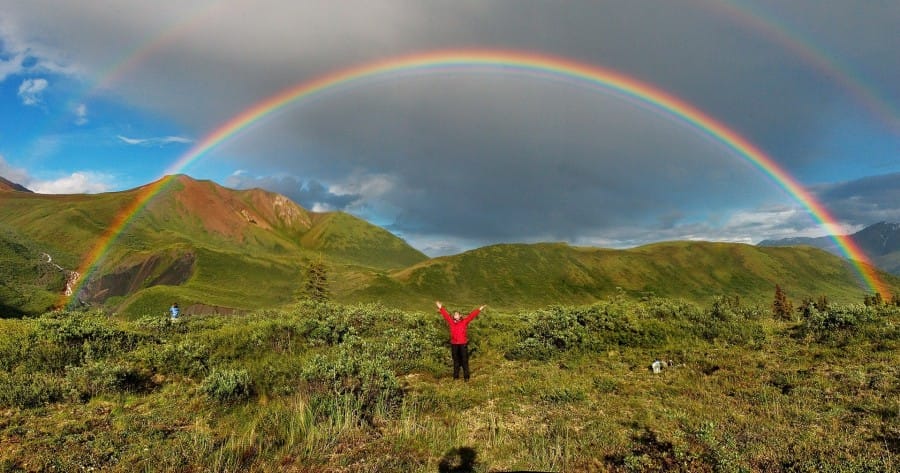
[452,311,462,322]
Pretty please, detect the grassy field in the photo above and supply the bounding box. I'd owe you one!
[1,294,898,472]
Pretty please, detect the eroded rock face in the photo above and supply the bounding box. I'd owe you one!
[80,252,196,303]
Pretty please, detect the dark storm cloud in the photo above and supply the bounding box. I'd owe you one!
[2,0,898,249]
[224,174,360,212]
[234,76,770,241]
[815,173,900,225]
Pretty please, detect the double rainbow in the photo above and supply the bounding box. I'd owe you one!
[67,49,890,304]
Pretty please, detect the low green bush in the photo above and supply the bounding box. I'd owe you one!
[301,338,403,420]
[201,368,253,401]
[65,359,153,401]
[0,371,66,408]
[141,339,211,378]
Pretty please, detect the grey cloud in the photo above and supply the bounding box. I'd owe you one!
[224,174,360,212]
[225,75,775,241]
[2,0,897,249]
[814,173,900,225]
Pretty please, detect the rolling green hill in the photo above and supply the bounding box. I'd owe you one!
[1,174,897,317]
[383,241,900,309]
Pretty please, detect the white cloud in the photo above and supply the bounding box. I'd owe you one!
[74,103,88,125]
[18,77,48,105]
[117,135,192,146]
[0,155,112,194]
[311,203,334,212]
[329,173,395,199]
[0,52,26,82]
[28,172,113,194]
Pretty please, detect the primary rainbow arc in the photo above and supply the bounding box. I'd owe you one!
[66,49,890,305]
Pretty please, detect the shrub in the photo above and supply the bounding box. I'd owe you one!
[298,304,359,346]
[143,339,210,378]
[0,371,66,408]
[66,359,153,401]
[796,303,890,343]
[505,336,557,361]
[201,368,253,401]
[301,339,403,420]
[25,310,148,372]
[377,327,446,374]
[505,307,587,360]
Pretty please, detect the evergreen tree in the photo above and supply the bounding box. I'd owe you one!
[305,260,329,302]
[815,295,828,312]
[772,284,793,320]
[864,292,883,307]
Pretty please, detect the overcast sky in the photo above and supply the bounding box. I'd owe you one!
[0,0,897,255]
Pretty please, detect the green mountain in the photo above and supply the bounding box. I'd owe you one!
[1,174,897,317]
[379,240,899,309]
[0,175,427,316]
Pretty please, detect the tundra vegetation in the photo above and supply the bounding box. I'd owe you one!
[0,293,898,472]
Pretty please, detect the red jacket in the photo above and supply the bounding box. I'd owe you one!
[439,307,480,344]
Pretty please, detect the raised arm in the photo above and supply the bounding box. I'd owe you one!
[436,300,452,323]
[463,305,485,322]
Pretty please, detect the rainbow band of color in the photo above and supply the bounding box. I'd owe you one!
[66,49,890,305]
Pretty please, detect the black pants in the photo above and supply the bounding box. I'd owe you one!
[450,343,470,380]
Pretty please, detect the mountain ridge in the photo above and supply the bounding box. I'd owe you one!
[759,221,900,275]
[1,174,897,316]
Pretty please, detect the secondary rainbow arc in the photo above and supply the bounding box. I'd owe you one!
[65,49,890,305]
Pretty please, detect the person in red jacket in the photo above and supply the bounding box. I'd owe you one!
[436,300,485,381]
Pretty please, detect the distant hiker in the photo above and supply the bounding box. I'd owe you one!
[170,303,180,320]
[436,301,485,381]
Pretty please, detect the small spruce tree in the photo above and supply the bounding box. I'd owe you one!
[305,260,330,302]
[773,284,793,320]
[815,295,828,312]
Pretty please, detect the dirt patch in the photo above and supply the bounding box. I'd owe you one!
[81,252,195,303]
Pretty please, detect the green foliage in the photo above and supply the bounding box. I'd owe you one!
[142,339,211,378]
[0,371,66,408]
[201,368,253,401]
[796,302,899,344]
[0,297,898,470]
[66,359,152,401]
[506,297,766,360]
[304,260,330,302]
[301,338,404,420]
[298,301,360,345]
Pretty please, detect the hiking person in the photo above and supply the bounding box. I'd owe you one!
[169,302,180,320]
[436,301,485,381]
